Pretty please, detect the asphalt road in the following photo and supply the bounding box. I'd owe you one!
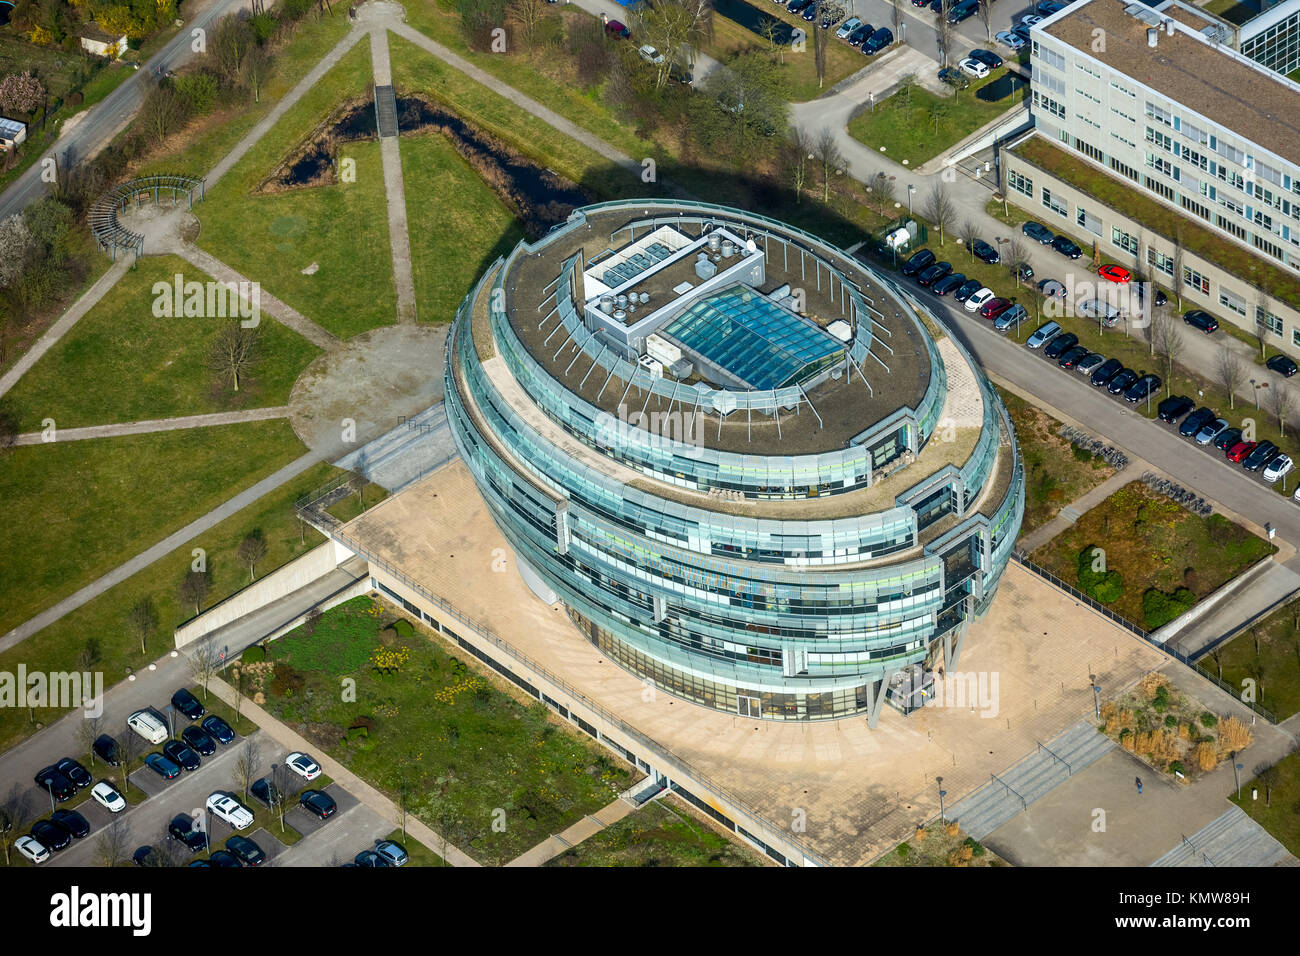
[0,0,249,222]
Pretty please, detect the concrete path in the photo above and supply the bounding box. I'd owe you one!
[0,258,131,401]
[204,672,480,866]
[505,796,637,866]
[203,25,369,191]
[1167,559,1300,660]
[333,401,459,491]
[562,0,724,82]
[0,449,323,654]
[177,243,339,349]
[1016,462,1153,554]
[13,406,291,446]
[370,27,418,323]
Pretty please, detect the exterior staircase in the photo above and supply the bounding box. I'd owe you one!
[1151,805,1296,866]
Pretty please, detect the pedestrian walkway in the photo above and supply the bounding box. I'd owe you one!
[505,796,638,866]
[203,672,480,866]
[370,26,417,323]
[334,402,458,491]
[1016,464,1150,553]
[12,406,291,445]
[1151,805,1296,867]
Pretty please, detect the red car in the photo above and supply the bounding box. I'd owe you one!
[979,297,1012,319]
[1227,441,1257,463]
[1098,264,1131,283]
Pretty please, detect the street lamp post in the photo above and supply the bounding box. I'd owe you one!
[1233,751,1243,799]
[937,776,947,824]
[907,184,915,215]
[1090,674,1101,719]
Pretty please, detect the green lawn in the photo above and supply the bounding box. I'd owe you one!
[545,797,767,867]
[0,420,307,637]
[1199,602,1300,720]
[5,255,321,430]
[1029,481,1273,630]
[259,596,634,864]
[1232,748,1300,856]
[702,8,865,102]
[196,40,399,339]
[399,132,525,324]
[848,70,1027,168]
[0,458,348,754]
[381,828,447,866]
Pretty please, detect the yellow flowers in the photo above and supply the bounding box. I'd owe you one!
[433,675,486,706]
[370,646,411,672]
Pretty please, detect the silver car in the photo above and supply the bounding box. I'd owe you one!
[1026,321,1061,348]
[1075,352,1106,375]
[1194,418,1228,445]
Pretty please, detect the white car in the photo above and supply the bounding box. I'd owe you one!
[638,44,665,65]
[127,709,168,745]
[1264,454,1293,483]
[996,30,1026,49]
[965,288,995,313]
[959,57,989,79]
[286,752,321,781]
[836,16,862,39]
[1021,14,1043,27]
[91,780,127,813]
[16,835,49,864]
[206,793,254,830]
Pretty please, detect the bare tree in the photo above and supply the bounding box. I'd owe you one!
[207,324,261,393]
[241,45,272,104]
[117,726,141,796]
[758,17,786,64]
[76,715,103,768]
[233,738,262,803]
[231,665,245,719]
[180,570,211,616]
[127,597,158,656]
[922,182,957,244]
[1005,237,1030,288]
[935,5,955,68]
[813,126,844,203]
[1207,645,1223,681]
[928,98,950,135]
[783,127,812,203]
[1216,347,1246,410]
[1256,276,1275,361]
[507,0,552,53]
[637,0,711,87]
[1272,382,1294,437]
[142,85,184,146]
[1255,762,1281,807]
[959,219,981,262]
[894,72,917,123]
[270,764,295,833]
[96,818,132,868]
[1153,313,1184,392]
[868,171,895,215]
[238,531,268,582]
[0,784,31,866]
[893,0,905,30]
[812,0,827,89]
[977,0,993,40]
[1171,230,1186,310]
[188,643,221,700]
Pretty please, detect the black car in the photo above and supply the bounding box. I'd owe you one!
[937,67,970,90]
[181,725,216,755]
[34,767,76,803]
[1106,368,1139,395]
[171,688,206,721]
[144,753,181,780]
[802,2,818,19]
[93,733,123,767]
[969,48,1003,69]
[1183,310,1219,334]
[354,850,391,868]
[1124,373,1161,403]
[953,278,983,302]
[188,860,213,868]
[200,715,235,745]
[162,740,201,772]
[1244,441,1281,471]
[668,62,693,84]
[1157,395,1194,423]
[208,850,242,868]
[50,809,89,839]
[1043,332,1079,359]
[847,23,874,44]
[932,272,967,296]
[1022,220,1054,244]
[250,777,282,810]
[31,820,72,852]
[1178,407,1216,438]
[225,835,266,867]
[1050,235,1082,259]
[972,239,1001,264]
[299,789,338,820]
[860,27,893,54]
[786,0,812,12]
[1267,354,1299,377]
[54,758,92,791]
[1213,427,1243,451]
[1058,345,1090,369]
[168,815,208,853]
[1013,262,1034,281]
[132,845,158,867]
[1136,284,1168,307]
[916,261,952,287]
[1090,358,1123,387]
[901,248,936,277]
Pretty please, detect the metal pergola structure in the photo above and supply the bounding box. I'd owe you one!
[88,174,205,263]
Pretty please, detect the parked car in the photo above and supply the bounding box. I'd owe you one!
[1213,427,1243,451]
[1026,321,1061,349]
[1136,283,1168,307]
[971,239,1001,264]
[1022,221,1054,244]
[1021,13,1043,27]
[130,844,155,866]
[1057,345,1091,368]
[958,57,989,79]
[286,752,322,781]
[1078,298,1121,328]
[93,734,123,767]
[1050,235,1082,259]
[208,850,242,868]
[860,27,893,53]
[1183,310,1219,334]
[225,835,266,867]
[33,767,76,803]
[206,793,254,830]
[162,740,201,772]
[201,715,236,745]
[786,0,811,13]
[964,287,995,313]
[932,272,967,296]
[144,753,181,780]
[1097,264,1131,283]
[1038,0,1066,12]
[355,850,390,867]
[901,248,936,277]
[1044,333,1079,359]
[250,777,282,810]
[948,0,978,23]
[1265,455,1294,482]
[1178,407,1216,438]
[1106,368,1139,395]
[1090,357,1123,387]
[668,62,694,85]
[127,710,168,745]
[299,789,337,820]
[980,296,1013,320]
[16,836,49,865]
[1267,353,1299,377]
[1039,278,1067,300]
[802,3,819,20]
[50,808,89,839]
[836,16,863,38]
[91,781,126,813]
[181,725,216,756]
[54,758,91,790]
[1012,261,1034,281]
[847,22,874,43]
[30,820,71,852]
[1157,395,1194,423]
[953,278,983,302]
[1076,353,1106,376]
[1244,441,1280,471]
[168,815,208,853]
[1124,374,1161,403]
[637,44,665,64]
[376,840,410,867]
[937,67,970,89]
[995,304,1030,332]
[916,261,953,287]
[1227,440,1257,463]
[996,30,1026,50]
[1194,418,1229,445]
[604,19,630,39]
[968,48,1003,69]
[171,688,205,721]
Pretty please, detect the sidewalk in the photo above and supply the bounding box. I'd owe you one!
[1016,462,1149,554]
[504,796,637,866]
[13,406,291,445]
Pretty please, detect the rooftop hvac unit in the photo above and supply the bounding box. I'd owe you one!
[600,295,614,314]
[646,333,682,366]
[708,233,721,253]
[669,358,693,379]
[695,257,717,280]
[1147,27,1158,46]
[769,283,791,302]
[639,292,650,304]
[721,239,735,257]
[614,309,627,322]
[638,354,664,378]
[1164,17,1173,35]
[827,319,853,343]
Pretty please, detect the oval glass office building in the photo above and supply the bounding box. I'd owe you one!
[446,200,1023,724]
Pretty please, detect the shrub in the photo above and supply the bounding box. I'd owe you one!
[1169,760,1184,775]
[1072,444,1093,463]
[241,645,265,663]
[1142,587,1195,628]
[1164,714,1178,728]
[1077,547,1124,604]
[1199,712,1218,728]
[393,619,415,638]
[1195,741,1219,772]
[1219,716,1253,752]
[174,72,218,114]
[896,842,911,857]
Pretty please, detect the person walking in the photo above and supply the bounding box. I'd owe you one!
[1135,776,1143,795]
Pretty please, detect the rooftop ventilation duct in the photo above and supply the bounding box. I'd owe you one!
[1164,17,1174,35]
[1147,27,1158,46]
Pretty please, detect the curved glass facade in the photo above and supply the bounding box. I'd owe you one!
[447,201,1024,722]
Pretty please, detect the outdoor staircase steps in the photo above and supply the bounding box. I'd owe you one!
[1151,806,1295,867]
[374,84,399,138]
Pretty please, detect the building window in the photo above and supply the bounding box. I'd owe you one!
[1043,188,1068,218]
[1144,176,1176,201]
[1111,226,1139,255]
[1145,127,1174,152]
[1260,308,1284,337]
[1291,327,1300,348]
[1145,152,1174,177]
[1180,196,1211,221]
[1219,290,1247,317]
[1145,102,1173,127]
[1077,206,1101,237]
[1183,266,1210,295]
[1110,157,1139,182]
[1217,214,1248,240]
[1033,91,1066,119]
[1008,169,1033,197]
[1216,165,1246,191]
[1181,145,1209,171]
[1074,137,1104,163]
[1254,234,1285,261]
[1147,248,1174,277]
[1110,80,1136,97]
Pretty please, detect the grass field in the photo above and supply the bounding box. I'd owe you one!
[398,132,524,324]
[5,255,321,430]
[196,40,399,339]
[703,8,865,102]
[1232,748,1300,856]
[848,69,1027,168]
[258,595,634,864]
[1030,481,1272,629]
[1199,601,1300,720]
[546,797,767,867]
[0,420,308,637]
